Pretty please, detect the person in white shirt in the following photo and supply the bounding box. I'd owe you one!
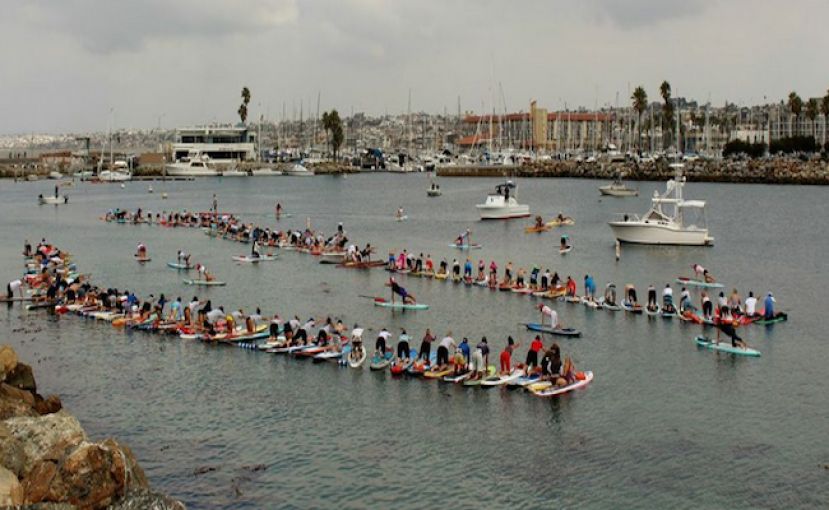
[745,292,758,317]
[537,303,560,329]
[6,279,23,299]
[375,328,391,354]
[437,333,456,368]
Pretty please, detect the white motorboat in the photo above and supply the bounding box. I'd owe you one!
[285,163,314,176]
[165,152,219,177]
[599,177,638,197]
[608,164,713,246]
[48,171,63,180]
[476,181,530,220]
[427,181,442,197]
[38,194,68,205]
[26,174,39,182]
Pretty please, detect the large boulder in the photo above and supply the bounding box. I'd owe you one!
[0,422,26,477]
[0,345,17,381]
[0,386,38,420]
[0,465,24,506]
[22,439,150,509]
[4,410,87,474]
[5,362,37,392]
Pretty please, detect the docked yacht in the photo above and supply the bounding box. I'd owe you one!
[608,164,713,246]
[165,152,219,177]
[99,161,132,182]
[285,163,314,176]
[476,181,530,220]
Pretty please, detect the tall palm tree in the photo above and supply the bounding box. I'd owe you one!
[806,98,818,141]
[659,80,674,150]
[631,86,648,151]
[238,86,251,124]
[787,91,803,137]
[820,89,829,148]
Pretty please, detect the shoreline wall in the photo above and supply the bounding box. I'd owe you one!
[435,159,829,185]
[0,345,184,509]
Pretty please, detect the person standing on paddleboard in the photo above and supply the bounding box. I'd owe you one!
[714,307,747,348]
[386,277,415,305]
[526,335,544,375]
[418,329,435,363]
[437,333,455,370]
[538,303,560,329]
[499,336,519,375]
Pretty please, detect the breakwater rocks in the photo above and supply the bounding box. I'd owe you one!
[0,345,184,509]
[436,158,829,185]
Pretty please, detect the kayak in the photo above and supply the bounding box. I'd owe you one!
[524,323,582,337]
[167,262,193,270]
[183,279,227,286]
[369,351,394,370]
[695,336,761,357]
[546,218,575,227]
[372,298,429,310]
[232,254,277,262]
[675,277,724,289]
[531,371,594,397]
[448,243,482,250]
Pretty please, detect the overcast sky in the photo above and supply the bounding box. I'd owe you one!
[2,0,828,134]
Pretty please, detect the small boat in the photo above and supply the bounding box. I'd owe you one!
[476,181,530,220]
[319,252,346,264]
[427,181,442,197]
[38,195,68,205]
[48,171,63,180]
[285,163,314,176]
[147,185,154,193]
[599,177,638,197]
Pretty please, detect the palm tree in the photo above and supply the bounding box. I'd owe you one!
[806,98,818,141]
[787,91,803,137]
[820,89,829,148]
[631,86,648,151]
[238,86,251,124]
[659,81,674,149]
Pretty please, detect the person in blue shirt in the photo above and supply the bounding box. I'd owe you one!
[762,292,787,321]
[463,258,473,279]
[584,275,596,301]
[169,297,183,322]
[459,337,471,367]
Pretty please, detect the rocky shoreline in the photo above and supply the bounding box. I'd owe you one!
[435,158,829,185]
[0,345,184,509]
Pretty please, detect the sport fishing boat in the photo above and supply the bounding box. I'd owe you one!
[427,180,442,197]
[608,163,713,246]
[476,181,530,220]
[599,176,638,197]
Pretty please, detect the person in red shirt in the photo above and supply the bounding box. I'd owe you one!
[525,335,544,374]
[499,336,520,374]
[565,276,577,297]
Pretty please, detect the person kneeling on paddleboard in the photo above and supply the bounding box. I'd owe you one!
[715,306,747,349]
[396,329,411,361]
[350,326,364,361]
[386,277,415,305]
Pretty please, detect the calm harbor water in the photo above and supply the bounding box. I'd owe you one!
[2,174,827,508]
